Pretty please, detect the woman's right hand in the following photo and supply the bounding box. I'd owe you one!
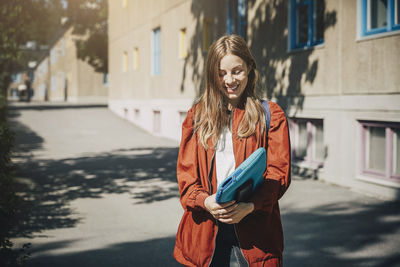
[204,194,237,221]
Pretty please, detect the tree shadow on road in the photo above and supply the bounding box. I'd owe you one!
[8,118,44,155]
[282,199,400,267]
[22,236,180,267]
[12,146,179,237]
[19,198,400,267]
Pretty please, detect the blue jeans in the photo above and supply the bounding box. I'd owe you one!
[210,222,248,267]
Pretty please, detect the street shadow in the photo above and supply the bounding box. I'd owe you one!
[8,119,44,155]
[11,146,179,237]
[7,104,180,238]
[23,236,180,267]
[20,199,400,267]
[282,199,400,267]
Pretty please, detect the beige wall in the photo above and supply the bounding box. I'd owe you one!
[249,0,400,105]
[109,0,226,101]
[33,27,108,103]
[248,0,400,198]
[108,0,226,140]
[341,0,400,95]
[32,57,50,101]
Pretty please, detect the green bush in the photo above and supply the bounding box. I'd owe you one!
[0,106,30,266]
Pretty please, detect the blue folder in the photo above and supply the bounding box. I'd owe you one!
[215,147,266,203]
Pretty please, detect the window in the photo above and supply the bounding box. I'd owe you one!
[360,121,400,183]
[203,18,213,51]
[290,118,325,165]
[226,0,248,40]
[12,73,22,83]
[152,28,161,75]
[51,75,58,91]
[134,109,140,120]
[361,0,400,36]
[153,110,161,133]
[50,47,58,65]
[61,38,66,56]
[103,73,108,85]
[179,28,187,59]
[133,47,139,70]
[123,51,128,72]
[289,0,325,49]
[62,72,67,90]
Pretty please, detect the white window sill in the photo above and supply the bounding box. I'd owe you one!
[356,174,400,188]
[357,30,400,42]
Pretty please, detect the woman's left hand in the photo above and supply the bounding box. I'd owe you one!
[218,202,254,224]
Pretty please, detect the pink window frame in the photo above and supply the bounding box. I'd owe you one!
[153,110,161,133]
[289,118,324,167]
[360,121,400,183]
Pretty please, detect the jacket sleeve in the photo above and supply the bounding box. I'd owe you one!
[250,101,291,213]
[177,107,210,211]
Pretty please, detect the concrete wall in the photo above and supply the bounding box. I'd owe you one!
[247,0,400,199]
[33,27,108,104]
[32,57,50,101]
[108,0,226,140]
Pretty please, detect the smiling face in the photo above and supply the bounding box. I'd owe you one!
[217,53,249,108]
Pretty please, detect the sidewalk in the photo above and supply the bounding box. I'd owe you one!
[8,105,400,267]
[7,100,108,110]
[280,177,400,267]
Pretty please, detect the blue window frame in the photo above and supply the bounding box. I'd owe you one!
[361,0,400,36]
[290,0,325,49]
[103,72,108,85]
[152,28,161,76]
[226,0,248,40]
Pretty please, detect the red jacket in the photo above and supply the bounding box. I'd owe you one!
[173,101,291,266]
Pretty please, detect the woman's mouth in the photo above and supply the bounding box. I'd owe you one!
[226,84,239,92]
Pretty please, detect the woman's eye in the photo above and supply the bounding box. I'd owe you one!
[233,70,243,75]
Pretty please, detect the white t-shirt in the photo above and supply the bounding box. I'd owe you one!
[215,126,236,187]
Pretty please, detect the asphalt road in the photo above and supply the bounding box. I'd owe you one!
[8,103,400,267]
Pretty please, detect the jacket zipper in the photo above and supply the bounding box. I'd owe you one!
[207,149,217,267]
[207,149,216,195]
[232,109,249,266]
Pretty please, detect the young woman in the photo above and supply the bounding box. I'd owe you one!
[173,34,291,267]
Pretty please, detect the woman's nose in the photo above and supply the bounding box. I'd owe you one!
[224,74,234,84]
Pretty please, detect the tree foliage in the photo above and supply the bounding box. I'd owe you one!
[66,0,108,73]
[0,1,52,265]
[0,0,64,96]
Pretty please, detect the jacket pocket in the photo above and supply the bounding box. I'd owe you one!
[176,211,216,266]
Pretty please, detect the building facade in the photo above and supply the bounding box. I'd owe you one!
[108,0,228,140]
[108,0,400,199]
[32,27,108,103]
[32,56,50,101]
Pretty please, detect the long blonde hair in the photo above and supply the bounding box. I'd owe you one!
[194,34,266,149]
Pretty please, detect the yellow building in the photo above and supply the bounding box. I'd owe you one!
[32,56,50,101]
[33,27,108,103]
[108,0,225,140]
[108,0,400,199]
